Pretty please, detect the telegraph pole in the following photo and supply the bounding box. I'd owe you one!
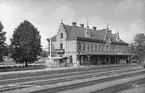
[49,37,52,67]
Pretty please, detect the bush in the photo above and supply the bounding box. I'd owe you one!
[0,65,45,72]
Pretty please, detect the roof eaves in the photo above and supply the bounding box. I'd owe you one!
[111,41,129,46]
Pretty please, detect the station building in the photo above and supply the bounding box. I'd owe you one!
[47,21,134,67]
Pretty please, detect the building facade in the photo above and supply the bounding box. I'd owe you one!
[47,21,133,66]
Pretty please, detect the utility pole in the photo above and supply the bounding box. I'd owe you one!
[49,37,52,67]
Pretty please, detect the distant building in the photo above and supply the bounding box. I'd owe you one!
[47,21,134,67]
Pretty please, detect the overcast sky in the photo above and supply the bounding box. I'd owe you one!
[0,0,145,48]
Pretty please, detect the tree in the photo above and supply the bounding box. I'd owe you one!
[128,43,136,53]
[0,22,6,62]
[2,43,9,56]
[128,43,138,61]
[133,33,145,61]
[40,49,48,58]
[10,20,42,67]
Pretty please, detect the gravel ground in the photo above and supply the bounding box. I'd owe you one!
[118,83,145,93]
[1,69,145,93]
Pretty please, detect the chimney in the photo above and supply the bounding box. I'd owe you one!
[80,24,84,27]
[72,22,77,26]
[93,26,97,30]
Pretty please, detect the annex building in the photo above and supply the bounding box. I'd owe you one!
[47,21,134,67]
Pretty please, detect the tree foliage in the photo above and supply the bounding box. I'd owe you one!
[10,20,42,66]
[2,44,9,56]
[40,49,48,58]
[128,43,136,53]
[132,33,145,61]
[0,22,6,62]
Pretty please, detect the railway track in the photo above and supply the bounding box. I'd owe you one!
[0,66,142,85]
[28,70,145,93]
[90,78,145,93]
[0,64,140,80]
[0,68,144,93]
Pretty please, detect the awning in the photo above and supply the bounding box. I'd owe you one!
[79,51,137,56]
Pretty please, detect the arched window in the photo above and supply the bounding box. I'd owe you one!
[60,33,63,38]
[69,55,73,63]
[60,43,63,49]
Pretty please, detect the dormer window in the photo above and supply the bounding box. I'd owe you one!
[116,33,120,41]
[60,33,63,38]
[85,27,91,37]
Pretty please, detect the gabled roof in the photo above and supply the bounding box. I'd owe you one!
[63,23,128,45]
[47,35,56,42]
[64,24,106,40]
[48,23,129,45]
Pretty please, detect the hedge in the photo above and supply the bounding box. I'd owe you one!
[0,65,45,72]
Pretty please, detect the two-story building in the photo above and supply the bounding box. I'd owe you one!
[47,21,134,67]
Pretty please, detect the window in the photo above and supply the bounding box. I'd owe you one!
[123,47,125,52]
[112,46,114,52]
[114,46,117,52]
[125,47,126,52]
[101,45,104,52]
[120,47,122,52]
[83,44,86,51]
[95,45,97,51]
[69,55,73,63]
[60,33,63,38]
[104,45,106,52]
[110,46,112,52]
[79,44,81,50]
[91,44,93,51]
[106,45,108,52]
[99,45,101,51]
[88,44,90,51]
[117,46,119,52]
[60,43,63,49]
[81,44,83,50]
[116,46,118,52]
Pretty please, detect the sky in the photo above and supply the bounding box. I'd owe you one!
[0,0,145,48]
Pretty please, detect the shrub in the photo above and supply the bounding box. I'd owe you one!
[0,65,45,72]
